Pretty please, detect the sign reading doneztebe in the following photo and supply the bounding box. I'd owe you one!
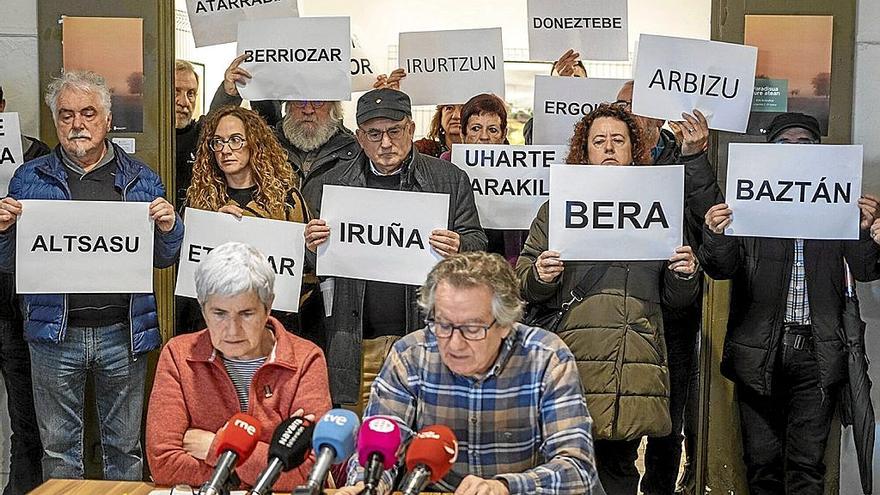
[527,0,628,61]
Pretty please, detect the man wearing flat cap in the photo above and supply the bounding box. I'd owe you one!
[302,88,487,409]
[698,112,880,494]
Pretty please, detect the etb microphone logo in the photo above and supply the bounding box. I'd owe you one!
[367,417,396,433]
[234,418,258,436]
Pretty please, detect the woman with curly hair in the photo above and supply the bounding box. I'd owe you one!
[178,106,318,337]
[516,103,700,495]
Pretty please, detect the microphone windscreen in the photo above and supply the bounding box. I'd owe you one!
[312,409,360,463]
[214,412,263,462]
[357,416,402,469]
[267,416,315,471]
[405,425,458,482]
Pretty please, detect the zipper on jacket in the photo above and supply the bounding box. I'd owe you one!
[122,166,141,357]
[610,264,630,439]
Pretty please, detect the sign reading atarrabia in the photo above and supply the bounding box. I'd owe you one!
[185,0,299,48]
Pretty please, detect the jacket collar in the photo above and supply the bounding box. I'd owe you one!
[343,146,427,189]
[41,142,142,192]
[186,316,300,373]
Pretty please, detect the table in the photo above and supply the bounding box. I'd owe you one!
[30,479,451,495]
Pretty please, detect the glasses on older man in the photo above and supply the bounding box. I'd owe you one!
[425,317,496,341]
[362,125,407,143]
[292,100,326,108]
[209,135,247,152]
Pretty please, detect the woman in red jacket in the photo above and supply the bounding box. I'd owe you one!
[146,242,332,490]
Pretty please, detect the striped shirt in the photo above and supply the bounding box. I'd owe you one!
[785,239,811,325]
[221,355,267,412]
[346,323,597,495]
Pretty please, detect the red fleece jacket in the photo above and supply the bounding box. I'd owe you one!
[146,317,332,490]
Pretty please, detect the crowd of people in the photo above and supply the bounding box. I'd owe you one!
[0,26,875,495]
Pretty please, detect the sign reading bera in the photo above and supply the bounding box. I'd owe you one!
[237,16,351,101]
[450,144,569,229]
[185,0,298,48]
[16,200,154,293]
[0,113,24,197]
[725,143,862,240]
[317,186,448,285]
[175,208,306,312]
[632,34,757,133]
[549,165,684,260]
[532,76,628,145]
[398,28,505,105]
[527,0,628,61]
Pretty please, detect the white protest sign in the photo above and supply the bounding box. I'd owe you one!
[185,0,299,48]
[632,34,757,133]
[527,0,628,61]
[724,143,862,240]
[450,144,568,229]
[398,28,505,105]
[532,76,628,145]
[351,33,380,93]
[175,209,306,312]
[0,113,25,197]
[16,200,154,293]
[317,186,448,285]
[237,16,351,101]
[549,165,683,260]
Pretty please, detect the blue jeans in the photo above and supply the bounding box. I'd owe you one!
[29,323,146,481]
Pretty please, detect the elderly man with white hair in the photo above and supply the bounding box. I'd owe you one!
[146,242,331,490]
[0,70,183,481]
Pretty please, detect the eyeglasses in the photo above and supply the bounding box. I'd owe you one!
[772,138,819,145]
[292,100,326,108]
[362,125,407,143]
[209,135,247,152]
[425,317,496,341]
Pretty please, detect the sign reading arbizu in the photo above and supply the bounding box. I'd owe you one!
[237,16,351,101]
[317,186,448,286]
[549,165,684,260]
[185,0,298,48]
[725,143,862,240]
[16,200,154,294]
[532,76,628,145]
[175,208,306,312]
[631,34,757,133]
[450,144,569,229]
[398,28,505,105]
[0,112,25,197]
[527,0,628,61]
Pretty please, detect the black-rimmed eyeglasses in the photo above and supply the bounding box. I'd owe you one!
[425,317,496,341]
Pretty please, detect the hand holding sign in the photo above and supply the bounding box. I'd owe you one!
[0,197,22,232]
[218,204,246,219]
[305,218,330,253]
[536,250,564,283]
[668,109,709,156]
[858,195,880,231]
[704,203,732,235]
[668,245,697,276]
[553,49,584,77]
[373,68,406,90]
[223,54,253,97]
[149,198,177,233]
[429,229,460,258]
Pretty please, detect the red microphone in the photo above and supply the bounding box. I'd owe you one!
[199,413,263,495]
[398,425,458,495]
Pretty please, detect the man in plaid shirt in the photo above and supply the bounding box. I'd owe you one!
[338,252,597,495]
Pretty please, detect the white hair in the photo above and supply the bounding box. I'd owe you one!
[194,242,275,308]
[44,70,112,120]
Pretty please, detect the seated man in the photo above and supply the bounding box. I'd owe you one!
[338,251,598,495]
[146,242,332,490]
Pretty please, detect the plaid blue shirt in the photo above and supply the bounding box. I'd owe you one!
[346,323,597,494]
[785,239,812,325]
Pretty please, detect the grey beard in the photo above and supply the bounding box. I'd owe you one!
[282,117,338,152]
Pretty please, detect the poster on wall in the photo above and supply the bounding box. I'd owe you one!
[744,15,833,137]
[62,16,144,133]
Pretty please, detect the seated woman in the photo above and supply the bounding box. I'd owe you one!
[147,242,332,490]
[516,103,700,495]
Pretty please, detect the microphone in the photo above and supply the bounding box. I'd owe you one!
[199,413,263,495]
[357,416,402,495]
[398,425,458,495]
[292,409,360,495]
[247,416,314,495]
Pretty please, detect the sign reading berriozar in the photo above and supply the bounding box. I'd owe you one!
[185,0,299,48]
[725,143,862,240]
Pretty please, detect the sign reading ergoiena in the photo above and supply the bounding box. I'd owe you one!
[450,144,569,229]
[0,113,25,197]
[15,200,155,294]
[527,0,628,61]
[631,34,757,133]
[724,143,863,240]
[175,208,307,313]
[237,16,351,102]
[532,76,628,146]
[398,27,505,105]
[185,0,298,48]
[549,164,684,260]
[317,186,448,286]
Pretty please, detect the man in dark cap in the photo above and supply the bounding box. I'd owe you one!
[699,112,880,494]
[302,88,487,410]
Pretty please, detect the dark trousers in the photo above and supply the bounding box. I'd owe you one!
[595,438,642,495]
[0,318,43,495]
[642,314,700,495]
[737,326,837,495]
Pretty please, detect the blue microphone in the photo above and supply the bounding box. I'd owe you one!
[292,409,360,495]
